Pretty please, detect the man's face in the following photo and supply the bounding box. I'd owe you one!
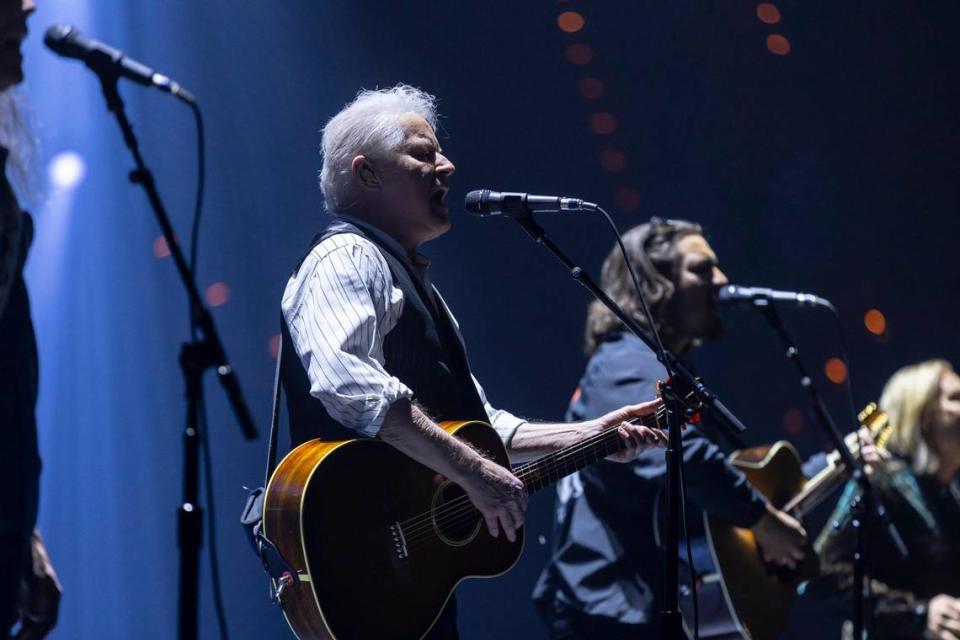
[0,0,33,91]
[373,113,455,246]
[666,234,728,343]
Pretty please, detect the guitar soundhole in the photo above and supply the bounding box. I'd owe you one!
[431,480,482,547]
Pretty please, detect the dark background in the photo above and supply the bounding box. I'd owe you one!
[21,1,959,638]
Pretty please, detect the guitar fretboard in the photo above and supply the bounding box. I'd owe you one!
[514,407,668,494]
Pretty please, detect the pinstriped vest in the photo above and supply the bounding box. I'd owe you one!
[281,218,488,446]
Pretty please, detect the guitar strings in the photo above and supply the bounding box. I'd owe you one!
[401,427,629,551]
[397,407,664,535]
[402,435,623,550]
[397,405,668,541]
[398,407,669,549]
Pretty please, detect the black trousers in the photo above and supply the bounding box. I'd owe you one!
[0,533,30,636]
[542,599,658,640]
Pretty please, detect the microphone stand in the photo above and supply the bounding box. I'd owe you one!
[500,208,746,640]
[90,63,258,640]
[752,298,907,640]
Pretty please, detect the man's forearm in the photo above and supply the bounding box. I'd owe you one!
[377,398,484,481]
[506,421,594,464]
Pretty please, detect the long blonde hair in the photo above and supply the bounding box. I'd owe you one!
[880,359,952,475]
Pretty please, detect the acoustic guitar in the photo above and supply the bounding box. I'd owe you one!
[263,406,675,640]
[701,403,891,640]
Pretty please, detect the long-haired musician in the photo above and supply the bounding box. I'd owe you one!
[532,218,807,639]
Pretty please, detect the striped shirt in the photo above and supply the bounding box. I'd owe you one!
[281,218,526,442]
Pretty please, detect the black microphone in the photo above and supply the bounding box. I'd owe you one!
[44,24,195,104]
[465,189,597,217]
[719,284,834,309]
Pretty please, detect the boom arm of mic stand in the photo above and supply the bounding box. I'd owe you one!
[506,208,747,439]
[94,71,258,442]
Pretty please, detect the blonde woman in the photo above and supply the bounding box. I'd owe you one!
[806,360,960,639]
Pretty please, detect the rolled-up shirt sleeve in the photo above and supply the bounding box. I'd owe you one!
[471,374,527,446]
[281,235,412,437]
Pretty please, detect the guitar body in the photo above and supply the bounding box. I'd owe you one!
[704,442,819,640]
[263,420,523,640]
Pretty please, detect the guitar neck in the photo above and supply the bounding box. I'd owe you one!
[785,418,890,518]
[785,454,846,519]
[513,408,667,495]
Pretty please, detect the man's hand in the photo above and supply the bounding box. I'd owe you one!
[458,458,527,542]
[751,503,807,570]
[927,594,960,640]
[14,530,61,640]
[588,398,667,462]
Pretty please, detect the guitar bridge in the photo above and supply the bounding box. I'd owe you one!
[389,521,409,560]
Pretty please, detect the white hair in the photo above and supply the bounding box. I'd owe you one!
[319,84,438,212]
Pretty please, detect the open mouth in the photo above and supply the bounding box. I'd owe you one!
[431,190,448,208]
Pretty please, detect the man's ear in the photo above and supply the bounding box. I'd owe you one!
[352,155,380,191]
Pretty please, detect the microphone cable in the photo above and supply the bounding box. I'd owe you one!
[594,205,700,639]
[185,101,231,640]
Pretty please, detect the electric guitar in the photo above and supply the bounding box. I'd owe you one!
[701,403,891,640]
[263,406,675,640]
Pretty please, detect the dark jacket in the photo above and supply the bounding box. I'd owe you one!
[533,332,767,626]
[0,151,40,539]
[801,460,960,638]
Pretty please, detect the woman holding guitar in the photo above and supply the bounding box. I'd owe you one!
[803,360,960,639]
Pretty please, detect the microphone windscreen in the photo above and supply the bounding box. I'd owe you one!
[464,190,487,215]
[44,24,84,58]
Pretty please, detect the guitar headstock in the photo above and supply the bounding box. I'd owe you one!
[857,402,892,450]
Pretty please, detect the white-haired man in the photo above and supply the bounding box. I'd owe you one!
[278,84,666,638]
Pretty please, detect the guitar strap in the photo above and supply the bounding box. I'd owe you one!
[264,327,284,486]
[240,325,297,605]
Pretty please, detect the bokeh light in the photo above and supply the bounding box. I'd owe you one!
[566,43,594,65]
[579,77,606,100]
[766,34,791,55]
[825,357,848,384]
[783,408,804,434]
[153,235,170,258]
[615,186,641,211]
[269,334,281,358]
[557,11,585,33]
[757,3,781,24]
[600,149,626,172]
[48,151,87,190]
[589,112,618,134]
[864,309,887,335]
[205,282,231,307]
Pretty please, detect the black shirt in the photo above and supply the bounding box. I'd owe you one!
[0,150,40,538]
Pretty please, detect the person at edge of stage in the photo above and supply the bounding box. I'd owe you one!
[798,360,960,640]
[531,218,809,639]
[278,84,668,639]
[0,0,62,638]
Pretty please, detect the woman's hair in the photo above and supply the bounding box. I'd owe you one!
[584,217,703,354]
[318,84,438,213]
[0,88,37,203]
[879,359,952,475]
